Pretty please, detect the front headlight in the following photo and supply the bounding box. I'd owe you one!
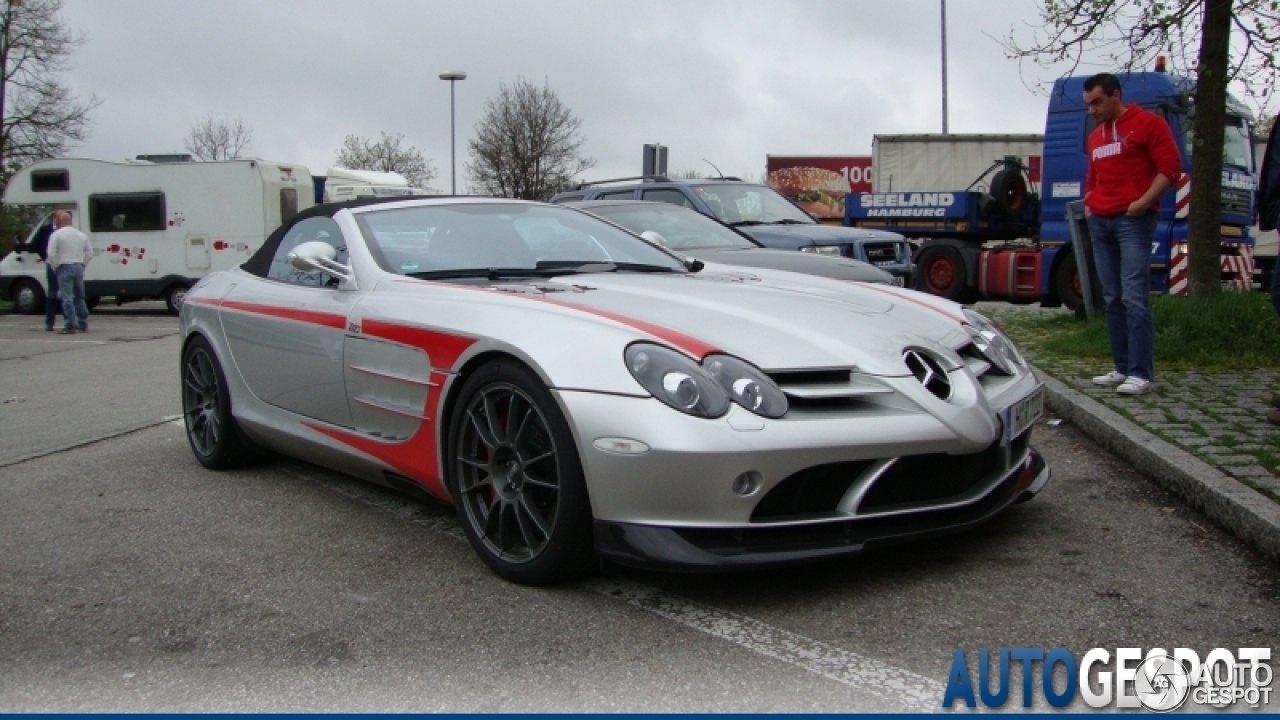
[962,309,1027,375]
[703,354,789,418]
[625,344,731,418]
[800,245,843,257]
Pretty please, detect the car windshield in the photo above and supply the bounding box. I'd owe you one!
[354,202,688,277]
[1183,114,1254,171]
[586,204,759,251]
[691,183,815,225]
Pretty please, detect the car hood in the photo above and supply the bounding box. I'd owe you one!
[737,223,903,247]
[497,266,969,376]
[685,247,894,283]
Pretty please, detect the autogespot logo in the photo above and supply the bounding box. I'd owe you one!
[942,646,1274,710]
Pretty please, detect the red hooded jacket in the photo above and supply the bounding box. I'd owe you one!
[1084,104,1183,216]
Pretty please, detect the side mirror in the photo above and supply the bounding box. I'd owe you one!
[639,230,668,248]
[288,240,357,289]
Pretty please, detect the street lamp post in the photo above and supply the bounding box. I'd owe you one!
[439,71,467,195]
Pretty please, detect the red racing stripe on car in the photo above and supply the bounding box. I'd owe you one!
[539,300,721,359]
[850,283,966,324]
[186,297,348,330]
[359,318,478,369]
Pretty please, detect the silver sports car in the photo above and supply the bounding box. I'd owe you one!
[179,197,1048,585]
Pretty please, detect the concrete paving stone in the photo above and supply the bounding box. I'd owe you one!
[1175,437,1214,447]
[1155,429,1199,439]
[1227,465,1278,478]
[1201,446,1241,454]
[1147,423,1192,431]
[1212,455,1264,466]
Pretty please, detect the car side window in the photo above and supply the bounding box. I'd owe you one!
[641,189,694,208]
[596,190,637,200]
[267,216,347,287]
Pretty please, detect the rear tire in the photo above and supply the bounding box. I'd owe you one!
[914,244,976,303]
[165,285,189,315]
[446,359,595,585]
[13,279,44,315]
[181,335,271,469]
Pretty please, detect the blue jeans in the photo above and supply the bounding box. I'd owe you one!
[1086,213,1157,382]
[56,263,89,330]
[44,264,60,329]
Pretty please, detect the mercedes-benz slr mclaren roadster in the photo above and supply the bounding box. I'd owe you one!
[179,196,1049,585]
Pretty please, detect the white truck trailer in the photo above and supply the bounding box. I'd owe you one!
[872,134,1044,195]
[0,158,314,314]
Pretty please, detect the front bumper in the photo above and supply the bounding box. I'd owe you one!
[595,448,1048,571]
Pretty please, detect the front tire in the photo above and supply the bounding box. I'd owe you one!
[446,360,595,585]
[1054,251,1083,311]
[13,279,44,315]
[181,335,270,469]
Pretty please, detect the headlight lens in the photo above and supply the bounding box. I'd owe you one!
[703,354,789,418]
[800,245,843,257]
[625,344,730,418]
[962,309,1027,374]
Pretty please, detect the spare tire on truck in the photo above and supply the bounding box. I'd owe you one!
[989,169,1028,217]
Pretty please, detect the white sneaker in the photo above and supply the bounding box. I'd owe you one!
[1116,377,1154,395]
[1092,370,1127,386]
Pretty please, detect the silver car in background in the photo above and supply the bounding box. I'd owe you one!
[179,197,1048,585]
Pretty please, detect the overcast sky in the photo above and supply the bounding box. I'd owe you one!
[57,0,1095,190]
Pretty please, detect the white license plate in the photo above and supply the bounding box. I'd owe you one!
[1001,385,1045,444]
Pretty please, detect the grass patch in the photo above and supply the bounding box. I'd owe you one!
[990,291,1280,372]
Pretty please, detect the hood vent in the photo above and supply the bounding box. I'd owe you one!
[903,349,952,400]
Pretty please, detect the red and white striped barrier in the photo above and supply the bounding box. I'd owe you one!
[1168,241,1253,295]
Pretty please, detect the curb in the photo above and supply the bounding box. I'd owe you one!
[1037,368,1280,563]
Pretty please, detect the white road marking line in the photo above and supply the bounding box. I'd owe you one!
[585,577,946,712]
[287,467,944,710]
[0,338,109,345]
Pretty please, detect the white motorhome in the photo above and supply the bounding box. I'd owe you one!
[0,158,314,314]
[317,166,423,203]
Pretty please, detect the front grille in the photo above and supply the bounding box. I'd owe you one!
[1221,188,1251,215]
[903,350,952,400]
[764,367,893,409]
[864,243,901,266]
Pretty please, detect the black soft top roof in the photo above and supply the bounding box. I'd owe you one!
[242,195,443,277]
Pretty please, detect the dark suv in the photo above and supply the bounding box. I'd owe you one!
[551,176,914,285]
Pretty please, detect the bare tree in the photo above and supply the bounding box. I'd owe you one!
[184,115,253,161]
[1005,0,1280,299]
[466,77,595,200]
[0,0,99,182]
[335,132,437,189]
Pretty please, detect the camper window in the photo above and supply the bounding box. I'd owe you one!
[31,169,70,192]
[89,192,167,233]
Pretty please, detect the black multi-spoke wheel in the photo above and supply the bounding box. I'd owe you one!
[181,336,269,469]
[447,360,594,585]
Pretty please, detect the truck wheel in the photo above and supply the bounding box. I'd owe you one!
[989,169,1028,216]
[164,285,189,315]
[13,279,45,315]
[1054,252,1084,311]
[915,245,975,303]
[86,296,100,310]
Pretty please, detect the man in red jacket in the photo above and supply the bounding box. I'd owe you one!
[1083,73,1183,396]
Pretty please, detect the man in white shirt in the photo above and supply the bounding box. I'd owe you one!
[47,210,93,334]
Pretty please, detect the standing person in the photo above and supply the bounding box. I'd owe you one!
[14,220,60,331]
[1256,116,1280,424]
[1082,72,1182,396]
[46,210,92,334]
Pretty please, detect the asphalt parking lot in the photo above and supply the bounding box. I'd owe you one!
[1,306,1277,711]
